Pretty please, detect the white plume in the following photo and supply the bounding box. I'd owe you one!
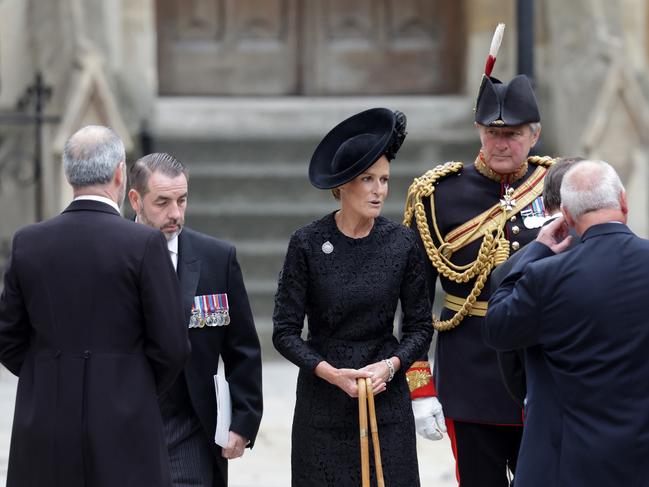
[489,23,505,58]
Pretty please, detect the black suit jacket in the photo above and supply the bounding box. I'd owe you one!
[489,221,580,407]
[176,228,263,453]
[0,199,189,487]
[484,223,649,486]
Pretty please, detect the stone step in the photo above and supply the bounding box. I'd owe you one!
[154,136,480,171]
[245,279,280,320]
[154,138,320,167]
[185,162,437,205]
[236,240,287,284]
[153,96,475,141]
[185,202,407,242]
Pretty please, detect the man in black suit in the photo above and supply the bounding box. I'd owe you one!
[490,157,582,407]
[0,126,189,487]
[128,152,263,487]
[484,159,649,486]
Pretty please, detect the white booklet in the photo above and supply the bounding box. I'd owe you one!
[213,369,232,448]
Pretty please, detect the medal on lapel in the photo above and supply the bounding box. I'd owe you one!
[189,293,231,328]
[522,196,547,229]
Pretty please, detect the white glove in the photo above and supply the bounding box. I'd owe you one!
[412,397,446,441]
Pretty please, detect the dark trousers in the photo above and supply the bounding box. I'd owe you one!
[447,420,523,487]
[161,376,227,487]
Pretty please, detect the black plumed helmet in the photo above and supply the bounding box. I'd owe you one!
[475,75,540,127]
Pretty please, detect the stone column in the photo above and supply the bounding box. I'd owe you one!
[463,0,516,96]
[117,0,158,130]
[543,0,649,236]
[0,0,38,263]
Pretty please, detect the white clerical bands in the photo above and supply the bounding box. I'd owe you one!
[383,358,395,382]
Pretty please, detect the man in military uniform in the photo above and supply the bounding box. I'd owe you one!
[403,69,554,485]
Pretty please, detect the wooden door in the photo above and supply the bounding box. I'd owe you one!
[302,0,464,95]
[157,0,299,95]
[156,0,464,95]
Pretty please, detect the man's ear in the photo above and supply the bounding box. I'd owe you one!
[619,190,629,219]
[128,189,141,214]
[114,161,125,187]
[530,126,541,148]
[561,205,575,228]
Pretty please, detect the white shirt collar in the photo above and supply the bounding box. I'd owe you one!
[73,195,121,214]
[167,232,179,255]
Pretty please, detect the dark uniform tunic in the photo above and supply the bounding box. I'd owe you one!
[421,162,542,424]
[406,158,551,486]
[273,213,433,487]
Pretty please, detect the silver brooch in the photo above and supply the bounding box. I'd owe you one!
[321,241,334,254]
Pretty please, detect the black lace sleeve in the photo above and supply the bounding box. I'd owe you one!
[393,230,434,370]
[272,232,324,370]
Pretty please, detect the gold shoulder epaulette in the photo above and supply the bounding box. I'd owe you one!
[528,155,555,168]
[404,157,553,333]
[403,161,463,227]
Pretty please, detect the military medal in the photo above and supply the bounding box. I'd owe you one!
[189,307,201,328]
[522,196,547,229]
[188,293,230,328]
[499,186,516,211]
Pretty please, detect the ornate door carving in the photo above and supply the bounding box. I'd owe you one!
[157,0,299,95]
[157,0,464,95]
[302,0,464,95]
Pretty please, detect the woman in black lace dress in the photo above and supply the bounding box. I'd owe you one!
[273,108,433,486]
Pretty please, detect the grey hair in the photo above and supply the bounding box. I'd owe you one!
[560,160,624,218]
[474,122,541,134]
[63,125,125,188]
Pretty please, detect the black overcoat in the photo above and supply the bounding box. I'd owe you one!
[0,199,189,487]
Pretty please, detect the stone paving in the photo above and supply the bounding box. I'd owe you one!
[0,362,456,486]
[0,367,15,485]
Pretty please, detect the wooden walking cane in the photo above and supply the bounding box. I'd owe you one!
[358,378,385,487]
[358,378,370,487]
[365,378,385,487]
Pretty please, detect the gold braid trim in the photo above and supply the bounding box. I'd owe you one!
[404,156,555,332]
[406,369,433,393]
[527,155,555,168]
[445,165,549,249]
[475,152,529,183]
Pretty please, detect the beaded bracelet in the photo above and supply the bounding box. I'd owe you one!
[383,358,395,382]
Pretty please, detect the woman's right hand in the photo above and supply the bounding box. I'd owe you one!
[315,361,372,398]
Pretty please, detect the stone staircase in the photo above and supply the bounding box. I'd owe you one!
[152,97,479,347]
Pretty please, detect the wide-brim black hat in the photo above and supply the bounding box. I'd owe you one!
[308,108,406,189]
[475,74,540,127]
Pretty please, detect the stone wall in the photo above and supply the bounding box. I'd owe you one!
[542,0,649,235]
[0,0,37,269]
[1,0,649,271]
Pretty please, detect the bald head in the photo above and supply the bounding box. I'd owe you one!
[558,160,628,236]
[63,125,125,188]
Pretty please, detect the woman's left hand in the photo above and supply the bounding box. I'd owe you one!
[360,356,401,395]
